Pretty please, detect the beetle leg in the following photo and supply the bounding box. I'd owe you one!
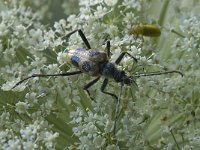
[101,78,118,99]
[77,29,91,49]
[105,40,110,57]
[115,52,138,65]
[65,29,91,49]
[65,29,79,38]
[83,77,101,100]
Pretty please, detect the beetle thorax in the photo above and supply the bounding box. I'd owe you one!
[100,61,131,85]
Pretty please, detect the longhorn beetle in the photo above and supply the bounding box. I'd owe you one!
[12,29,183,134]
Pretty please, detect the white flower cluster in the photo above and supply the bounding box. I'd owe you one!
[0,118,59,149]
[0,0,200,149]
[65,1,200,149]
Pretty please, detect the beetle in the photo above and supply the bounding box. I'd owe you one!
[12,29,183,134]
[129,24,161,37]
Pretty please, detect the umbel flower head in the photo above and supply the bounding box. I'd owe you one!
[0,0,200,149]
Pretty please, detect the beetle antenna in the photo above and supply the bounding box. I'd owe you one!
[113,82,123,135]
[12,71,82,89]
[134,70,183,78]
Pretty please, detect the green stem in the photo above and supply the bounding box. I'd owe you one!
[158,0,170,26]
[170,129,181,150]
[171,29,185,38]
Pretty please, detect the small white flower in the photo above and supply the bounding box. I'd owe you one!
[57,51,68,64]
[104,0,117,6]
[0,23,9,36]
[14,25,26,37]
[22,141,38,149]
[15,102,29,114]
[110,47,121,62]
[104,120,113,133]
[94,5,108,19]
[1,112,10,121]
[44,132,59,149]
[106,144,120,150]
[116,129,128,141]
[122,0,142,11]
[93,135,106,148]
[7,139,21,150]
[182,145,192,150]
